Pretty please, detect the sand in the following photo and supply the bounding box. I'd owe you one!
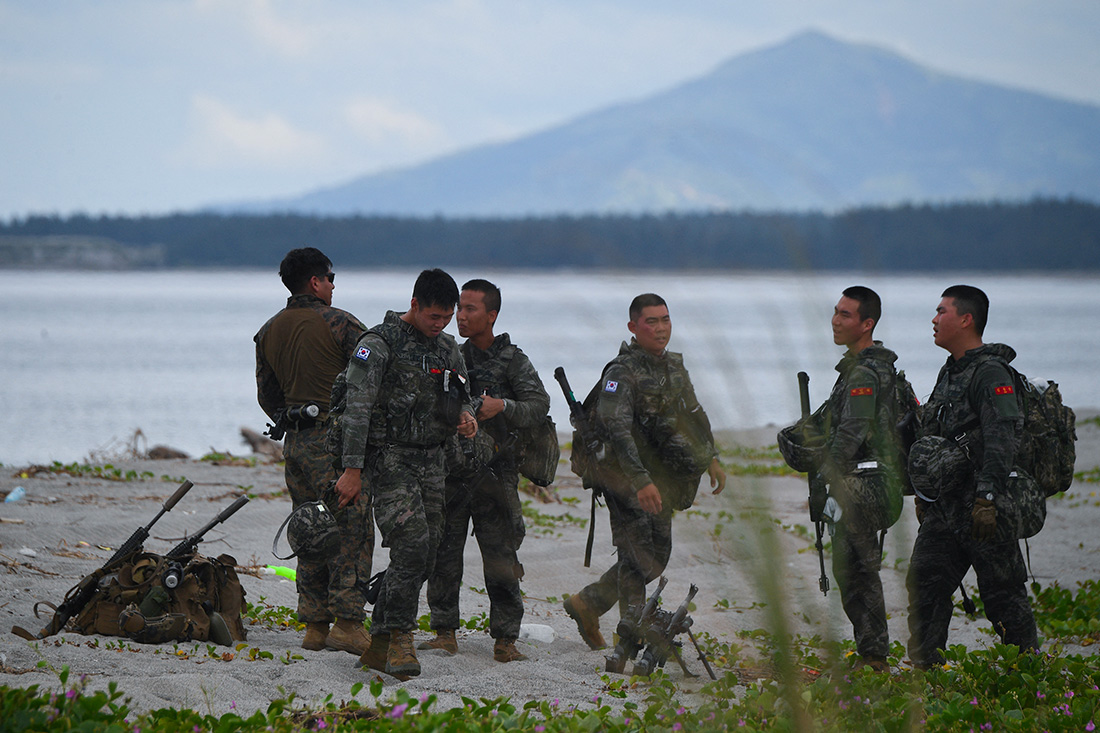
[2,417,1098,717]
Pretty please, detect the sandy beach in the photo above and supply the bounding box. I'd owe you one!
[2,418,1098,717]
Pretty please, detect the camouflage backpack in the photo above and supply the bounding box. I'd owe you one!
[893,369,922,495]
[69,551,247,646]
[1008,370,1077,497]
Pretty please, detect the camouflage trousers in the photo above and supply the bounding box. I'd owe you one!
[368,443,447,634]
[284,421,373,623]
[832,523,888,659]
[425,469,526,639]
[576,488,673,620]
[906,503,1038,666]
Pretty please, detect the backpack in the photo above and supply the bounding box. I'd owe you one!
[893,369,922,495]
[517,414,561,486]
[1007,370,1077,497]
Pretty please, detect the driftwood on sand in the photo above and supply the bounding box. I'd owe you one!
[240,426,283,462]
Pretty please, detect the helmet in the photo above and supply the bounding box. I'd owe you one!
[777,424,823,473]
[907,435,973,502]
[274,500,340,562]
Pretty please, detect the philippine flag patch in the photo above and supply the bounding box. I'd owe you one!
[604,380,619,393]
[354,346,371,362]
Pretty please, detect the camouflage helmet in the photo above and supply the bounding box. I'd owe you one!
[273,500,339,562]
[907,435,973,502]
[777,424,822,473]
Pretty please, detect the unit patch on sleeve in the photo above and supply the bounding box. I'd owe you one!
[850,387,874,397]
[994,385,1014,395]
[604,380,619,393]
[354,346,371,362]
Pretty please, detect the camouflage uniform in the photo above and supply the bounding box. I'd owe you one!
[814,342,905,661]
[575,339,717,619]
[425,334,551,640]
[332,310,472,634]
[906,343,1038,667]
[255,294,373,624]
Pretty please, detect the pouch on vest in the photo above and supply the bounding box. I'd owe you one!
[992,468,1046,541]
[518,415,561,487]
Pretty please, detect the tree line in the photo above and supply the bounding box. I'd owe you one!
[2,198,1097,270]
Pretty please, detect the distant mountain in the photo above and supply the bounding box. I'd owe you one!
[230,31,1100,216]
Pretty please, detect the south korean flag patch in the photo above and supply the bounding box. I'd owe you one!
[604,379,619,393]
[354,346,371,363]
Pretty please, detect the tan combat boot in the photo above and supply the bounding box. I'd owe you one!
[387,630,422,678]
[326,618,371,655]
[493,637,528,663]
[563,595,606,650]
[301,622,330,651]
[417,629,458,655]
[359,632,411,681]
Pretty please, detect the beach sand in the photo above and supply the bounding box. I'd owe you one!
[2,418,1098,717]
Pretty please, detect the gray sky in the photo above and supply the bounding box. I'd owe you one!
[2,0,1098,220]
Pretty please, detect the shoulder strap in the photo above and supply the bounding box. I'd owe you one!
[271,511,298,560]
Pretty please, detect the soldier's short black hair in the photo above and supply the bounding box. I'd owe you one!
[629,293,667,322]
[842,285,882,328]
[462,279,501,314]
[413,268,460,309]
[942,284,990,336]
[279,247,332,294]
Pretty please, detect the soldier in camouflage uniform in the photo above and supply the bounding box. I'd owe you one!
[420,279,551,663]
[906,285,1038,668]
[254,247,373,655]
[780,287,904,672]
[331,268,477,679]
[564,293,726,650]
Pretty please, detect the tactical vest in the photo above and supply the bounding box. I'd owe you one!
[920,352,1007,463]
[823,351,902,474]
[461,339,517,446]
[367,320,461,447]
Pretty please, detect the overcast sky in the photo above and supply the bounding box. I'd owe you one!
[2,0,1098,220]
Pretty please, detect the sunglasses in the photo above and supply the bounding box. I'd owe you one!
[323,272,335,283]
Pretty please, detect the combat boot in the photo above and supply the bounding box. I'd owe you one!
[301,622,330,651]
[326,618,370,655]
[417,629,458,655]
[563,595,606,650]
[493,637,528,663]
[359,632,411,681]
[387,630,422,678]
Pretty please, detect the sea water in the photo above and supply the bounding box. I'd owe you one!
[1,269,1096,465]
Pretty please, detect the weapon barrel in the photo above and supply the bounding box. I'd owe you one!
[167,494,249,558]
[798,371,811,418]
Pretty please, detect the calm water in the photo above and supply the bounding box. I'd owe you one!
[1,269,1097,465]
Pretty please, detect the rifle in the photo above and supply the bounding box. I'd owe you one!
[606,575,667,674]
[12,479,195,641]
[159,494,250,589]
[799,372,830,596]
[554,366,607,567]
[635,583,717,680]
[264,402,320,442]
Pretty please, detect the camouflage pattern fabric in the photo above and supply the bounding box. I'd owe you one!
[256,293,372,625]
[575,339,716,619]
[906,343,1037,667]
[367,443,448,633]
[908,435,974,502]
[804,342,904,660]
[334,310,473,634]
[285,421,373,623]
[425,333,550,640]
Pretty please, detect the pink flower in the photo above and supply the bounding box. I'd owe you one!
[66,689,77,699]
[969,697,978,706]
[389,703,408,719]
[1084,721,1094,731]
[674,724,682,731]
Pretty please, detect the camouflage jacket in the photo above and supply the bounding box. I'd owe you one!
[461,333,551,448]
[334,310,472,469]
[919,343,1022,500]
[818,342,901,480]
[597,339,717,495]
[254,294,365,419]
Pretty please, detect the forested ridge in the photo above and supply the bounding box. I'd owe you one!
[2,198,1097,270]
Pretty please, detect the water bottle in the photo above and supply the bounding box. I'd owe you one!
[4,486,25,503]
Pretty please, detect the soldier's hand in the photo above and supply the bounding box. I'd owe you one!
[457,410,478,437]
[636,483,662,515]
[971,496,997,541]
[708,458,727,495]
[477,395,505,421]
[334,468,362,508]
